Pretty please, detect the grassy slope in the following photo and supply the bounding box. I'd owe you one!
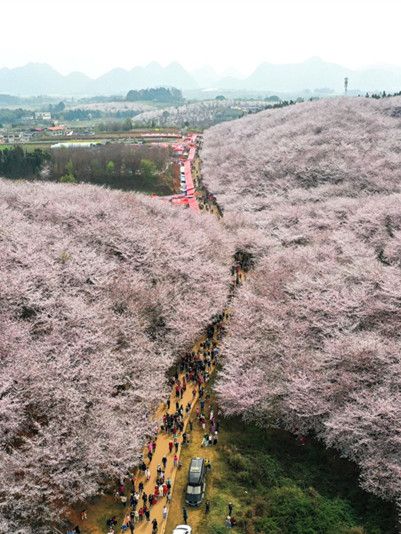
[164,370,397,534]
[199,416,397,534]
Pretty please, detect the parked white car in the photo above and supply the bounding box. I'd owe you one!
[172,526,192,534]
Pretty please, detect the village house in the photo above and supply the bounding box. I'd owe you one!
[47,125,66,135]
[35,111,52,121]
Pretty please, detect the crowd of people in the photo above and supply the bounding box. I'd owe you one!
[68,311,226,534]
[191,148,223,217]
[66,271,247,534]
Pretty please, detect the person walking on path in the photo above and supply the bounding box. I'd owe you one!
[183,507,188,524]
[152,518,158,533]
[162,505,168,521]
[205,500,210,514]
[213,431,218,445]
[162,455,167,470]
[144,509,150,522]
[228,502,233,516]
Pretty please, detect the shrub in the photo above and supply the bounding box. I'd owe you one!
[226,451,249,471]
[59,173,76,183]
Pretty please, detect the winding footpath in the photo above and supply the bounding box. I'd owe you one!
[131,324,224,534]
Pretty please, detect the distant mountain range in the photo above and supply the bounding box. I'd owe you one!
[2,58,401,96]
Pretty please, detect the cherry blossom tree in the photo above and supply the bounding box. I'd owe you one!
[202,96,401,509]
[0,179,233,531]
[132,99,270,129]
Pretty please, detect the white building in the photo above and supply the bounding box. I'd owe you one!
[35,112,51,121]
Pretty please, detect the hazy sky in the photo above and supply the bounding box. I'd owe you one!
[3,0,401,77]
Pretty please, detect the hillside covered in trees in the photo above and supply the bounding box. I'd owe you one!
[131,99,270,128]
[126,86,183,103]
[0,181,233,532]
[201,97,401,508]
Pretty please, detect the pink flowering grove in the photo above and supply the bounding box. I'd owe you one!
[202,97,401,507]
[0,180,233,531]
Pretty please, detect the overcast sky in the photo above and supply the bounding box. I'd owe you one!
[3,0,401,77]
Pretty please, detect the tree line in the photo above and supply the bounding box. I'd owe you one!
[0,144,173,194]
[0,146,50,178]
[365,90,401,99]
[126,87,183,103]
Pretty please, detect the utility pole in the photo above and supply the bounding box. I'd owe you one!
[344,77,349,95]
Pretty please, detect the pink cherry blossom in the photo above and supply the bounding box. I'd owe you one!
[203,96,401,508]
[0,179,233,531]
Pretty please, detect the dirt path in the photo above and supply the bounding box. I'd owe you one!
[132,334,215,534]
[164,381,220,534]
[70,328,223,534]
